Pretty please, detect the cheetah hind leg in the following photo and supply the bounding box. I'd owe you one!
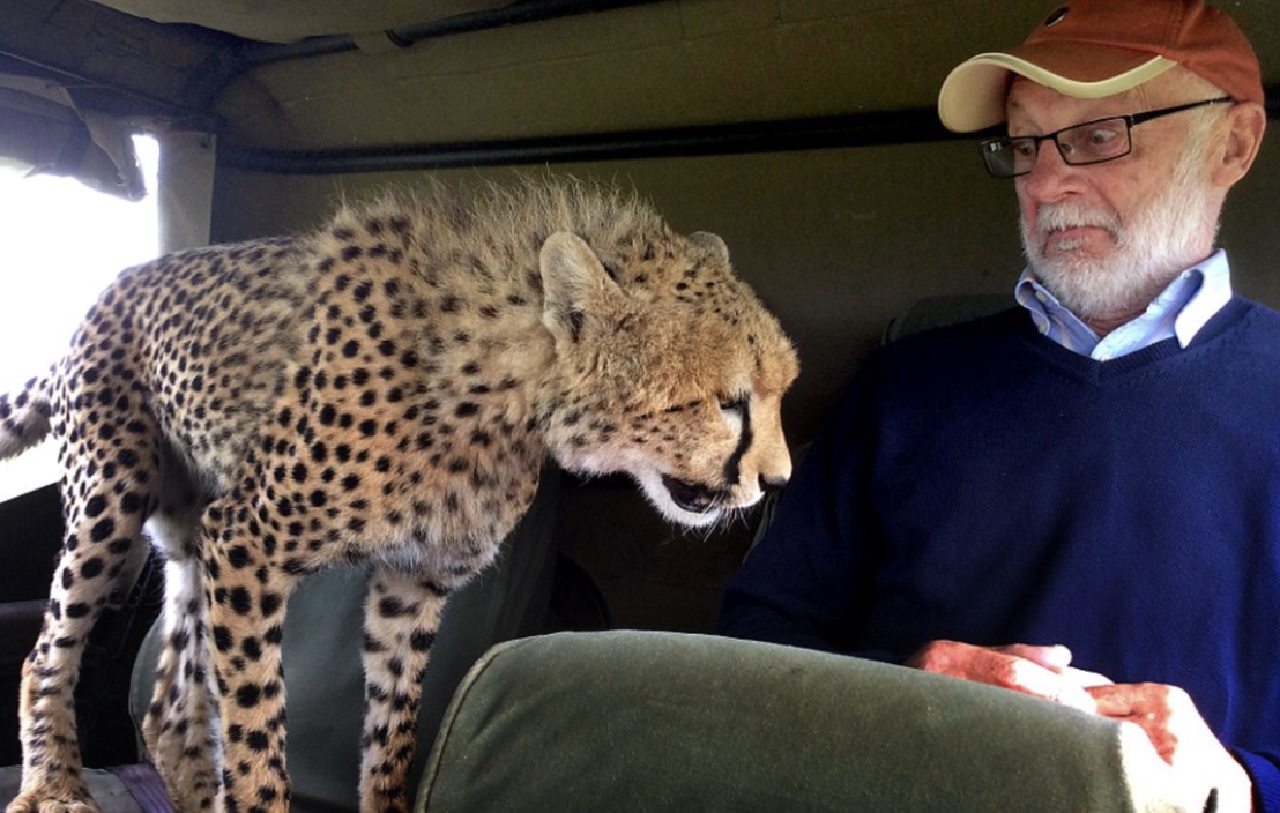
[141,529,220,813]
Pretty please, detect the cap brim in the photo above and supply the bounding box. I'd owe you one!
[938,48,1177,133]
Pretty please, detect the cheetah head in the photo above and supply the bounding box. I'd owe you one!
[537,228,799,527]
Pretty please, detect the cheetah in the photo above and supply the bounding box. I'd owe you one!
[0,178,798,813]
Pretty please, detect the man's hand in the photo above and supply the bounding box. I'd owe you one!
[1090,683,1254,812]
[905,640,1109,713]
[907,642,1256,810]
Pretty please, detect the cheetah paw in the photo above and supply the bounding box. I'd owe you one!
[6,789,101,813]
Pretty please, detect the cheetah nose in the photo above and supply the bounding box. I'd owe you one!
[760,474,788,495]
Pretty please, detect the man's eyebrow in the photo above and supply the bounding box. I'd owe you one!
[1004,99,1034,131]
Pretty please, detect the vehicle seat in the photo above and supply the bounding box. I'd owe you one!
[881,292,1012,343]
[415,630,1202,812]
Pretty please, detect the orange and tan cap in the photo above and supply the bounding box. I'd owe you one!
[937,0,1263,133]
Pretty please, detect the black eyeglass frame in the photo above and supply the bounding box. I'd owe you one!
[980,96,1234,179]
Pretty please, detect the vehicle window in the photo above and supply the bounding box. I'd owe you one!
[0,135,159,501]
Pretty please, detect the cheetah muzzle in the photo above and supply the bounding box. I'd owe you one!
[0,177,798,813]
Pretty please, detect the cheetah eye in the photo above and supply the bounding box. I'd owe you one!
[718,395,748,417]
[718,395,749,433]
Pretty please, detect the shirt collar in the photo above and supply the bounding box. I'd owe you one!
[1014,249,1233,360]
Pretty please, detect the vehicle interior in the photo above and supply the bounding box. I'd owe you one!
[0,1,1277,811]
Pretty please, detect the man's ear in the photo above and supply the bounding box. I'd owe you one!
[1211,101,1266,188]
[539,231,621,343]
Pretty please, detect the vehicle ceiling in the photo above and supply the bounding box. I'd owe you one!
[1,0,1278,157]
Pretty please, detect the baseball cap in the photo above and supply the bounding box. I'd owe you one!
[937,0,1264,133]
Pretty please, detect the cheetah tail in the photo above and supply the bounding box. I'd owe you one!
[0,372,54,460]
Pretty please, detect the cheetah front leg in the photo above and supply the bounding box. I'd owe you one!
[358,567,455,813]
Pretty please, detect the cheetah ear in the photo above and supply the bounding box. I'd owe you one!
[539,231,621,343]
[689,231,730,264]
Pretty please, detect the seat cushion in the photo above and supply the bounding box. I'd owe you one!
[417,631,1197,813]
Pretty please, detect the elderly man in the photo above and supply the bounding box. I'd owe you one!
[717,1,1272,810]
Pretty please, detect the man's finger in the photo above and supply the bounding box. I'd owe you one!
[998,643,1074,670]
[1089,683,1165,717]
[910,641,1098,712]
[1062,666,1113,688]
[1006,660,1097,712]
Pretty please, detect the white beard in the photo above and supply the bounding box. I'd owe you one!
[1020,143,1218,322]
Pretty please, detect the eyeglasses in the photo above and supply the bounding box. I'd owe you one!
[980,97,1233,179]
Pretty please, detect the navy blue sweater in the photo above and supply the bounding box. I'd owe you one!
[718,298,1280,808]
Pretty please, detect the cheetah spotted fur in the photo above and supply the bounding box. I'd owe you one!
[0,178,798,813]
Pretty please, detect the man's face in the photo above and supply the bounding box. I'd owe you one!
[1008,75,1223,322]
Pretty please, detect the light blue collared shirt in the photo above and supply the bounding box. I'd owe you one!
[1014,249,1233,360]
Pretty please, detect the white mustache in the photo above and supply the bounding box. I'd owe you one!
[1036,203,1120,236]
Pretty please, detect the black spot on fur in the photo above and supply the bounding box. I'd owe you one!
[236,684,262,708]
[228,547,251,569]
[89,518,115,543]
[378,597,411,618]
[409,630,435,651]
[214,626,233,652]
[259,593,282,617]
[229,587,253,616]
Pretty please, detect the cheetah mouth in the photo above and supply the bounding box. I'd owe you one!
[661,475,721,515]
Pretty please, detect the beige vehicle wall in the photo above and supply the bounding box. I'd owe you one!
[2,0,1278,631]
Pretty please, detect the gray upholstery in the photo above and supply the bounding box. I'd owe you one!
[417,631,1200,813]
[0,767,156,813]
